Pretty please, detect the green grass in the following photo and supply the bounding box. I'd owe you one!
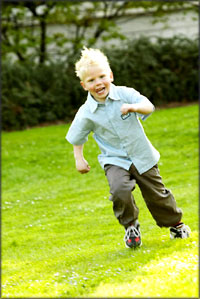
[2,104,199,298]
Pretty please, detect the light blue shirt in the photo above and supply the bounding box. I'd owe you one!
[66,83,160,174]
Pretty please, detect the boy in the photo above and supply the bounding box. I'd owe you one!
[66,47,191,248]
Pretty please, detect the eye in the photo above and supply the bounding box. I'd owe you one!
[100,75,105,78]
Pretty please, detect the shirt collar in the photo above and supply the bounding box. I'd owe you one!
[86,83,120,113]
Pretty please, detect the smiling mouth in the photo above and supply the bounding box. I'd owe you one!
[96,87,105,94]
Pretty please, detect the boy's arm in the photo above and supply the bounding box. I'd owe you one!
[120,98,154,115]
[73,144,91,174]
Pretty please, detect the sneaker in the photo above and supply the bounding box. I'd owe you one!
[170,223,191,239]
[124,221,142,248]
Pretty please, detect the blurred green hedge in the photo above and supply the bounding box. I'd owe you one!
[106,36,198,105]
[2,36,198,131]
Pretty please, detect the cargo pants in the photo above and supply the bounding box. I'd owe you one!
[104,163,182,228]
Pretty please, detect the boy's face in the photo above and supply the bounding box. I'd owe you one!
[81,65,113,102]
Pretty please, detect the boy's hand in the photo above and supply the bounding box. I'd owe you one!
[120,104,135,115]
[121,100,154,115]
[75,158,91,174]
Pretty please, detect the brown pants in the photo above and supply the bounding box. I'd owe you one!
[104,164,182,228]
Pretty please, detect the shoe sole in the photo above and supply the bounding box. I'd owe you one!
[170,234,190,239]
[125,240,142,249]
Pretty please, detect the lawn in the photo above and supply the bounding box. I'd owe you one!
[2,104,199,298]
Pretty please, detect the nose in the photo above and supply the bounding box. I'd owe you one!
[95,78,101,85]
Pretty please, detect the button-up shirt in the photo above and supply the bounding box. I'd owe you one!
[66,83,160,174]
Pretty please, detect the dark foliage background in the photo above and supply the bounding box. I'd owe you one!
[2,36,198,131]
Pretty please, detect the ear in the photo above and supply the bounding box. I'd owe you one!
[110,71,114,82]
[80,81,88,91]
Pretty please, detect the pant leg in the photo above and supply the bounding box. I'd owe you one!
[129,164,182,227]
[104,164,139,228]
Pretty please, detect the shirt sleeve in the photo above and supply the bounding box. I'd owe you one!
[66,106,92,145]
[124,87,155,121]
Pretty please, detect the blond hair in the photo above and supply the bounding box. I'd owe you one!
[75,47,111,80]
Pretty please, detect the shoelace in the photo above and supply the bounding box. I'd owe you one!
[124,225,140,241]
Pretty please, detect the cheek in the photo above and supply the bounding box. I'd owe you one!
[105,79,112,86]
[84,83,93,91]
[90,84,96,91]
